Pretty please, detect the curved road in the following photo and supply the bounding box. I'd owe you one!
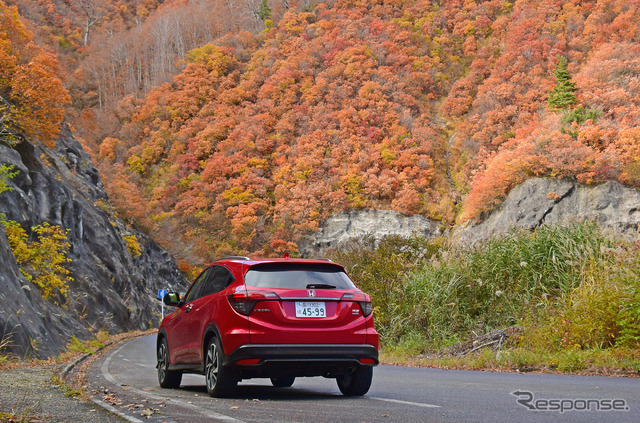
[85,335,638,423]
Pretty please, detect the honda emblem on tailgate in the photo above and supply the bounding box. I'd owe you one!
[307,289,316,297]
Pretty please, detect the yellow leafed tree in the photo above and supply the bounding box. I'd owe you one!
[1,220,73,300]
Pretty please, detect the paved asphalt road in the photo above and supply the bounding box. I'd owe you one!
[85,335,639,423]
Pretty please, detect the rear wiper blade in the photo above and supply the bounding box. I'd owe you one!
[306,284,336,289]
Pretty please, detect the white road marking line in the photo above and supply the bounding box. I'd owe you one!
[371,396,441,408]
[120,357,149,368]
[101,343,244,423]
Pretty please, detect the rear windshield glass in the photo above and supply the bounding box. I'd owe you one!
[244,263,356,289]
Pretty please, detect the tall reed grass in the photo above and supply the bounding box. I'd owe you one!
[329,222,640,357]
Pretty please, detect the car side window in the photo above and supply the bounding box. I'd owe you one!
[199,266,234,298]
[183,268,210,304]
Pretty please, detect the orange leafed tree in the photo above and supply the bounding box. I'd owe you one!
[0,1,69,147]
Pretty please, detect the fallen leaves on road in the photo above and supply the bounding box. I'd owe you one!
[140,408,159,419]
[102,393,122,406]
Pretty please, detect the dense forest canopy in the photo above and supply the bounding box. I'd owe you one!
[2,0,639,266]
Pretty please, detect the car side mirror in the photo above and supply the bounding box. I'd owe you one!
[163,291,181,307]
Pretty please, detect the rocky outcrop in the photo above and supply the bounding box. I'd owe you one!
[453,177,640,246]
[0,128,187,358]
[302,178,640,255]
[300,209,441,255]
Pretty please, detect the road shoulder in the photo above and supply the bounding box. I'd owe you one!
[0,364,123,422]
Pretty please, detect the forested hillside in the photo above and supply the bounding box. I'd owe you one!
[5,0,640,266]
[0,1,187,357]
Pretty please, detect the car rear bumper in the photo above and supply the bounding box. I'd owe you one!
[224,344,379,379]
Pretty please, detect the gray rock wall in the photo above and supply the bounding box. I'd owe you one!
[0,128,187,358]
[453,177,640,246]
[300,209,441,255]
[302,178,640,255]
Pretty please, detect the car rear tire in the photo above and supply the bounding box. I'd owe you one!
[205,336,237,397]
[337,366,373,396]
[157,337,182,389]
[270,376,295,388]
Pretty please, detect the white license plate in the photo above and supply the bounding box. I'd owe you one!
[295,301,326,318]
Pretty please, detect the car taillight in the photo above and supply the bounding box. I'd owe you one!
[228,290,280,316]
[341,292,373,317]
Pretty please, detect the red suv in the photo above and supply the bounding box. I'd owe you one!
[157,257,379,397]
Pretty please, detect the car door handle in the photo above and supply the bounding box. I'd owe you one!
[185,304,193,313]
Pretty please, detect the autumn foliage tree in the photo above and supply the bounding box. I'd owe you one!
[0,1,69,147]
[77,0,639,265]
[7,0,639,267]
[1,220,73,300]
[441,0,639,222]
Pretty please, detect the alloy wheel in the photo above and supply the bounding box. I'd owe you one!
[206,341,219,391]
[157,343,168,381]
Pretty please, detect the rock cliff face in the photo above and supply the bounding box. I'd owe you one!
[300,209,441,255]
[0,128,187,358]
[453,177,640,246]
[303,178,640,255]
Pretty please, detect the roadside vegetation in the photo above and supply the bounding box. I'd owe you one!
[0,330,110,372]
[0,333,11,368]
[0,165,73,303]
[328,222,640,375]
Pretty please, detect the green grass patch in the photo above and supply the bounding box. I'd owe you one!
[64,331,108,356]
[329,222,640,374]
[0,406,39,423]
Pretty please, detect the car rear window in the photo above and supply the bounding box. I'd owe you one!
[244,263,356,290]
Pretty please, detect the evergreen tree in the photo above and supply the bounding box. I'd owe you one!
[257,0,272,21]
[548,56,577,110]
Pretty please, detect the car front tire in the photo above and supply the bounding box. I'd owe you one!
[205,336,237,397]
[337,366,373,396]
[157,337,182,389]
